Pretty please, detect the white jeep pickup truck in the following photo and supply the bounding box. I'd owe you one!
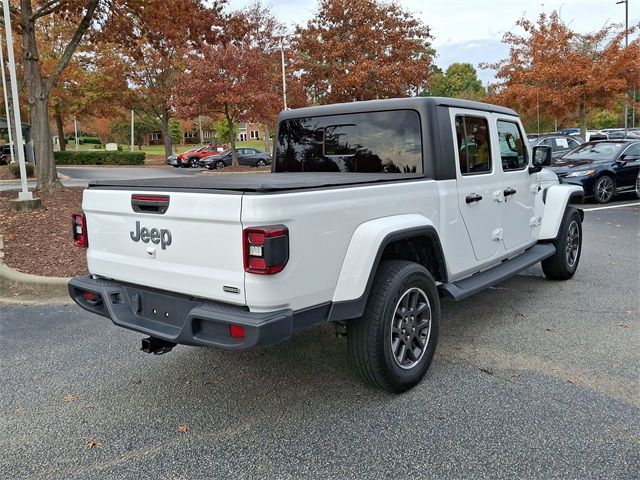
[69,97,584,392]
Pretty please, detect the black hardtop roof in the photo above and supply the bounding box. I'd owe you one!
[277,97,518,120]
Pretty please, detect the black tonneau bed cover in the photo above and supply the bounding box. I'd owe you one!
[88,172,426,193]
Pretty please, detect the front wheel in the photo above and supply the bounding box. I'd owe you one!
[594,175,615,204]
[215,160,226,170]
[256,159,267,167]
[347,260,440,393]
[635,174,640,199]
[541,207,582,280]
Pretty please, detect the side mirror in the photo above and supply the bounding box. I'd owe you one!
[529,145,552,173]
[620,154,638,163]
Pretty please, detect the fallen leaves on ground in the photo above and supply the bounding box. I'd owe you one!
[14,406,26,413]
[617,323,633,329]
[177,423,191,433]
[544,326,555,332]
[63,394,77,402]
[85,439,102,449]
[566,379,577,384]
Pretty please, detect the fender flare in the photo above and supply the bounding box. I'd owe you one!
[328,214,446,322]
[539,184,584,240]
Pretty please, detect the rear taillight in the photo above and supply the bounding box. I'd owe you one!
[71,213,88,248]
[243,225,289,275]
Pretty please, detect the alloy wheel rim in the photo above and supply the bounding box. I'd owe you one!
[597,177,613,202]
[566,220,580,268]
[636,176,640,197]
[390,287,431,370]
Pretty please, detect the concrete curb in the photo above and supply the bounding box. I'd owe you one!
[0,234,71,302]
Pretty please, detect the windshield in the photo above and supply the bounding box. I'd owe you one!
[563,142,625,161]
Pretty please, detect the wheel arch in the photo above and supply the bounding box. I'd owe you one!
[539,184,584,240]
[328,215,447,322]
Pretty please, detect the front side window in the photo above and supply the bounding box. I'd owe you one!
[455,115,492,175]
[622,143,640,157]
[497,120,528,171]
[275,110,423,173]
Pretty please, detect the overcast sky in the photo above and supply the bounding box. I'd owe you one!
[227,0,639,84]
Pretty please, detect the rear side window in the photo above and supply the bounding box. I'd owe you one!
[497,120,528,171]
[455,115,492,175]
[275,110,422,173]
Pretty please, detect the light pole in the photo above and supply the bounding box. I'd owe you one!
[2,0,33,204]
[616,0,628,137]
[130,109,134,152]
[536,89,540,135]
[280,39,288,110]
[0,34,14,164]
[74,116,79,150]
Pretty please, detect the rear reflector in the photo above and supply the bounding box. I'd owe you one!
[229,324,245,338]
[71,213,88,248]
[243,225,289,275]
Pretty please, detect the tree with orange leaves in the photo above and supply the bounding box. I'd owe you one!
[293,0,434,104]
[485,12,640,138]
[174,43,281,166]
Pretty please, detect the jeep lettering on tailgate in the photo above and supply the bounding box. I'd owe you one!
[130,221,172,249]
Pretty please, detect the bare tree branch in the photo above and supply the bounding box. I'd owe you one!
[45,0,100,92]
[31,0,60,21]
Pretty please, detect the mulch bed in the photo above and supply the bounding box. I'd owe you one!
[0,188,87,277]
[0,165,26,181]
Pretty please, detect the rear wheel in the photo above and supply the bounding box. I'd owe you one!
[541,208,582,280]
[347,261,440,393]
[189,157,200,168]
[594,175,615,204]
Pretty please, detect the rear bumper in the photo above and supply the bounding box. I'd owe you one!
[68,275,294,351]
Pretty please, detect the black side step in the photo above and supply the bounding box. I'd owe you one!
[438,243,556,301]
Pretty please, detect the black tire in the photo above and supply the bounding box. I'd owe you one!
[215,160,225,169]
[347,260,440,393]
[635,174,640,199]
[189,157,200,168]
[256,159,266,167]
[541,207,582,280]
[593,175,615,204]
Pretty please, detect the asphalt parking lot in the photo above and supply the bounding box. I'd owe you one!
[1,200,639,479]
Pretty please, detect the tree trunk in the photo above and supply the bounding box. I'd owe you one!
[263,123,271,154]
[225,104,238,166]
[54,103,65,151]
[21,8,62,192]
[579,101,587,140]
[161,110,172,158]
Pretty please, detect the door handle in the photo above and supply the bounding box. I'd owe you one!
[504,188,517,197]
[465,193,483,204]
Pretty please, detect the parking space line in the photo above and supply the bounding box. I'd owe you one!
[582,201,640,212]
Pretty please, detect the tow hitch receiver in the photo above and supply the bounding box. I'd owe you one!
[141,337,176,355]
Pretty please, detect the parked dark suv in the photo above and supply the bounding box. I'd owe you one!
[550,140,640,203]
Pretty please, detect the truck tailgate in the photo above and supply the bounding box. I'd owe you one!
[82,188,245,305]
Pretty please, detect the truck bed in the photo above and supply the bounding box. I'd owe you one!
[88,172,425,193]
